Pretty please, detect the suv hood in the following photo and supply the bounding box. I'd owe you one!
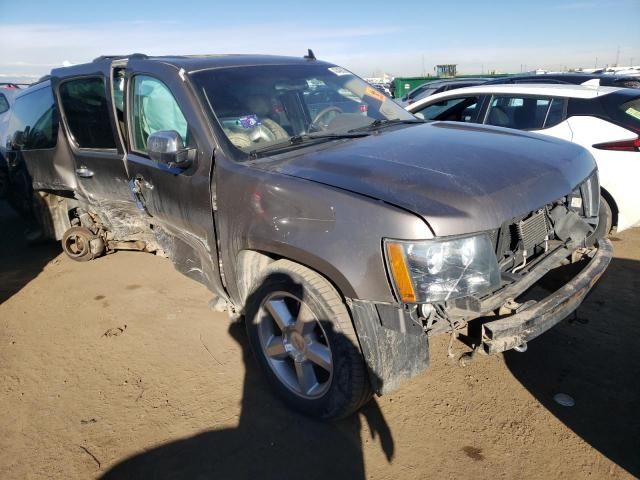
[256,122,596,236]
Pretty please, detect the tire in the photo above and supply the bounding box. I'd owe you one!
[245,259,372,419]
[595,195,613,239]
[61,226,102,262]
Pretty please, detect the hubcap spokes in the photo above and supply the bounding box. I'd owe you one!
[258,293,332,399]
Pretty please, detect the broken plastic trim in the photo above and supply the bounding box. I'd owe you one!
[481,238,612,354]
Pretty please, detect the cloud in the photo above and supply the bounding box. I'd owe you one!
[0,21,638,81]
[0,22,400,68]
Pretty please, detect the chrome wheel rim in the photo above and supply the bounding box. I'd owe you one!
[257,291,333,399]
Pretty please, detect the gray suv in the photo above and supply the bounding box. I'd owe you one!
[3,53,611,419]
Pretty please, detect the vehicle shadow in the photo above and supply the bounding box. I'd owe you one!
[504,256,640,476]
[0,199,60,304]
[101,274,395,480]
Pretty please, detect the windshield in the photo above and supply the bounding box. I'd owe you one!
[192,64,415,153]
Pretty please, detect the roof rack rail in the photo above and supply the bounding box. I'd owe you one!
[92,53,148,63]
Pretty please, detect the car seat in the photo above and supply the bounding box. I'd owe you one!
[487,106,510,127]
[513,101,538,130]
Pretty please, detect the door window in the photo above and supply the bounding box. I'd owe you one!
[485,96,554,130]
[130,76,188,153]
[59,77,117,149]
[7,84,58,150]
[413,96,480,122]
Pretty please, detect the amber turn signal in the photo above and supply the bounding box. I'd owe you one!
[386,242,417,303]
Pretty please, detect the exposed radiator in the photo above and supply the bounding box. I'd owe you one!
[516,210,549,255]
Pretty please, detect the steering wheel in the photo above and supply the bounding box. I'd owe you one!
[310,106,344,131]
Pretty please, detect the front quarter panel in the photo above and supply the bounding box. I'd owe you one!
[217,158,433,305]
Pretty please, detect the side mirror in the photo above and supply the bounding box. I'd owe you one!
[147,130,193,168]
[414,112,425,120]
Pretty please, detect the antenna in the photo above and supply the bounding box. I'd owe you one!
[304,49,316,61]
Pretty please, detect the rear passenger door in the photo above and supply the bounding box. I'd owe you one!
[56,75,132,202]
[4,81,72,215]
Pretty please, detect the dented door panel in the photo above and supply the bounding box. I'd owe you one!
[121,59,224,296]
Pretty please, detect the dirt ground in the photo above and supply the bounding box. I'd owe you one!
[1,199,639,480]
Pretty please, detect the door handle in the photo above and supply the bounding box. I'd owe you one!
[133,177,153,191]
[140,179,154,190]
[76,166,94,178]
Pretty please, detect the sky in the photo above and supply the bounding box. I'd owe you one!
[1,0,639,83]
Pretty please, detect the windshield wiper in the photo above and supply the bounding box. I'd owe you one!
[348,118,424,133]
[248,131,370,159]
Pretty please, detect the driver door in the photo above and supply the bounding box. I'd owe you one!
[121,64,224,296]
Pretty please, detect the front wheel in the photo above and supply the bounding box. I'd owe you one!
[245,260,372,419]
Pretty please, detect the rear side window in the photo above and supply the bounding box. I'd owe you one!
[8,85,58,150]
[485,96,556,130]
[0,93,9,114]
[59,78,117,149]
[597,93,640,132]
[618,98,640,129]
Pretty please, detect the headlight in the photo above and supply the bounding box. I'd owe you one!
[384,234,500,303]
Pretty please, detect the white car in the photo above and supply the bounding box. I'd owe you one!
[406,84,640,235]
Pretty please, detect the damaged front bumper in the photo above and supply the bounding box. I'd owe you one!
[481,238,613,354]
[348,238,612,396]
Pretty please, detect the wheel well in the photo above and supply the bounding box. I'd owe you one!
[33,192,75,241]
[235,249,354,310]
[600,187,618,229]
[235,250,279,305]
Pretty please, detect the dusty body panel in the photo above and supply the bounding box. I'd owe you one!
[214,154,432,304]
[262,121,596,236]
[350,299,428,395]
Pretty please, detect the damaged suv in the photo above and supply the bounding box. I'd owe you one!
[4,53,611,419]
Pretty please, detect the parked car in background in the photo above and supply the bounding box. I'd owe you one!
[486,72,640,89]
[399,78,490,106]
[4,54,611,419]
[0,85,21,198]
[0,85,20,144]
[370,83,392,97]
[407,84,640,236]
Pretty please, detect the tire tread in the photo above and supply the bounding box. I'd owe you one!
[251,259,372,418]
